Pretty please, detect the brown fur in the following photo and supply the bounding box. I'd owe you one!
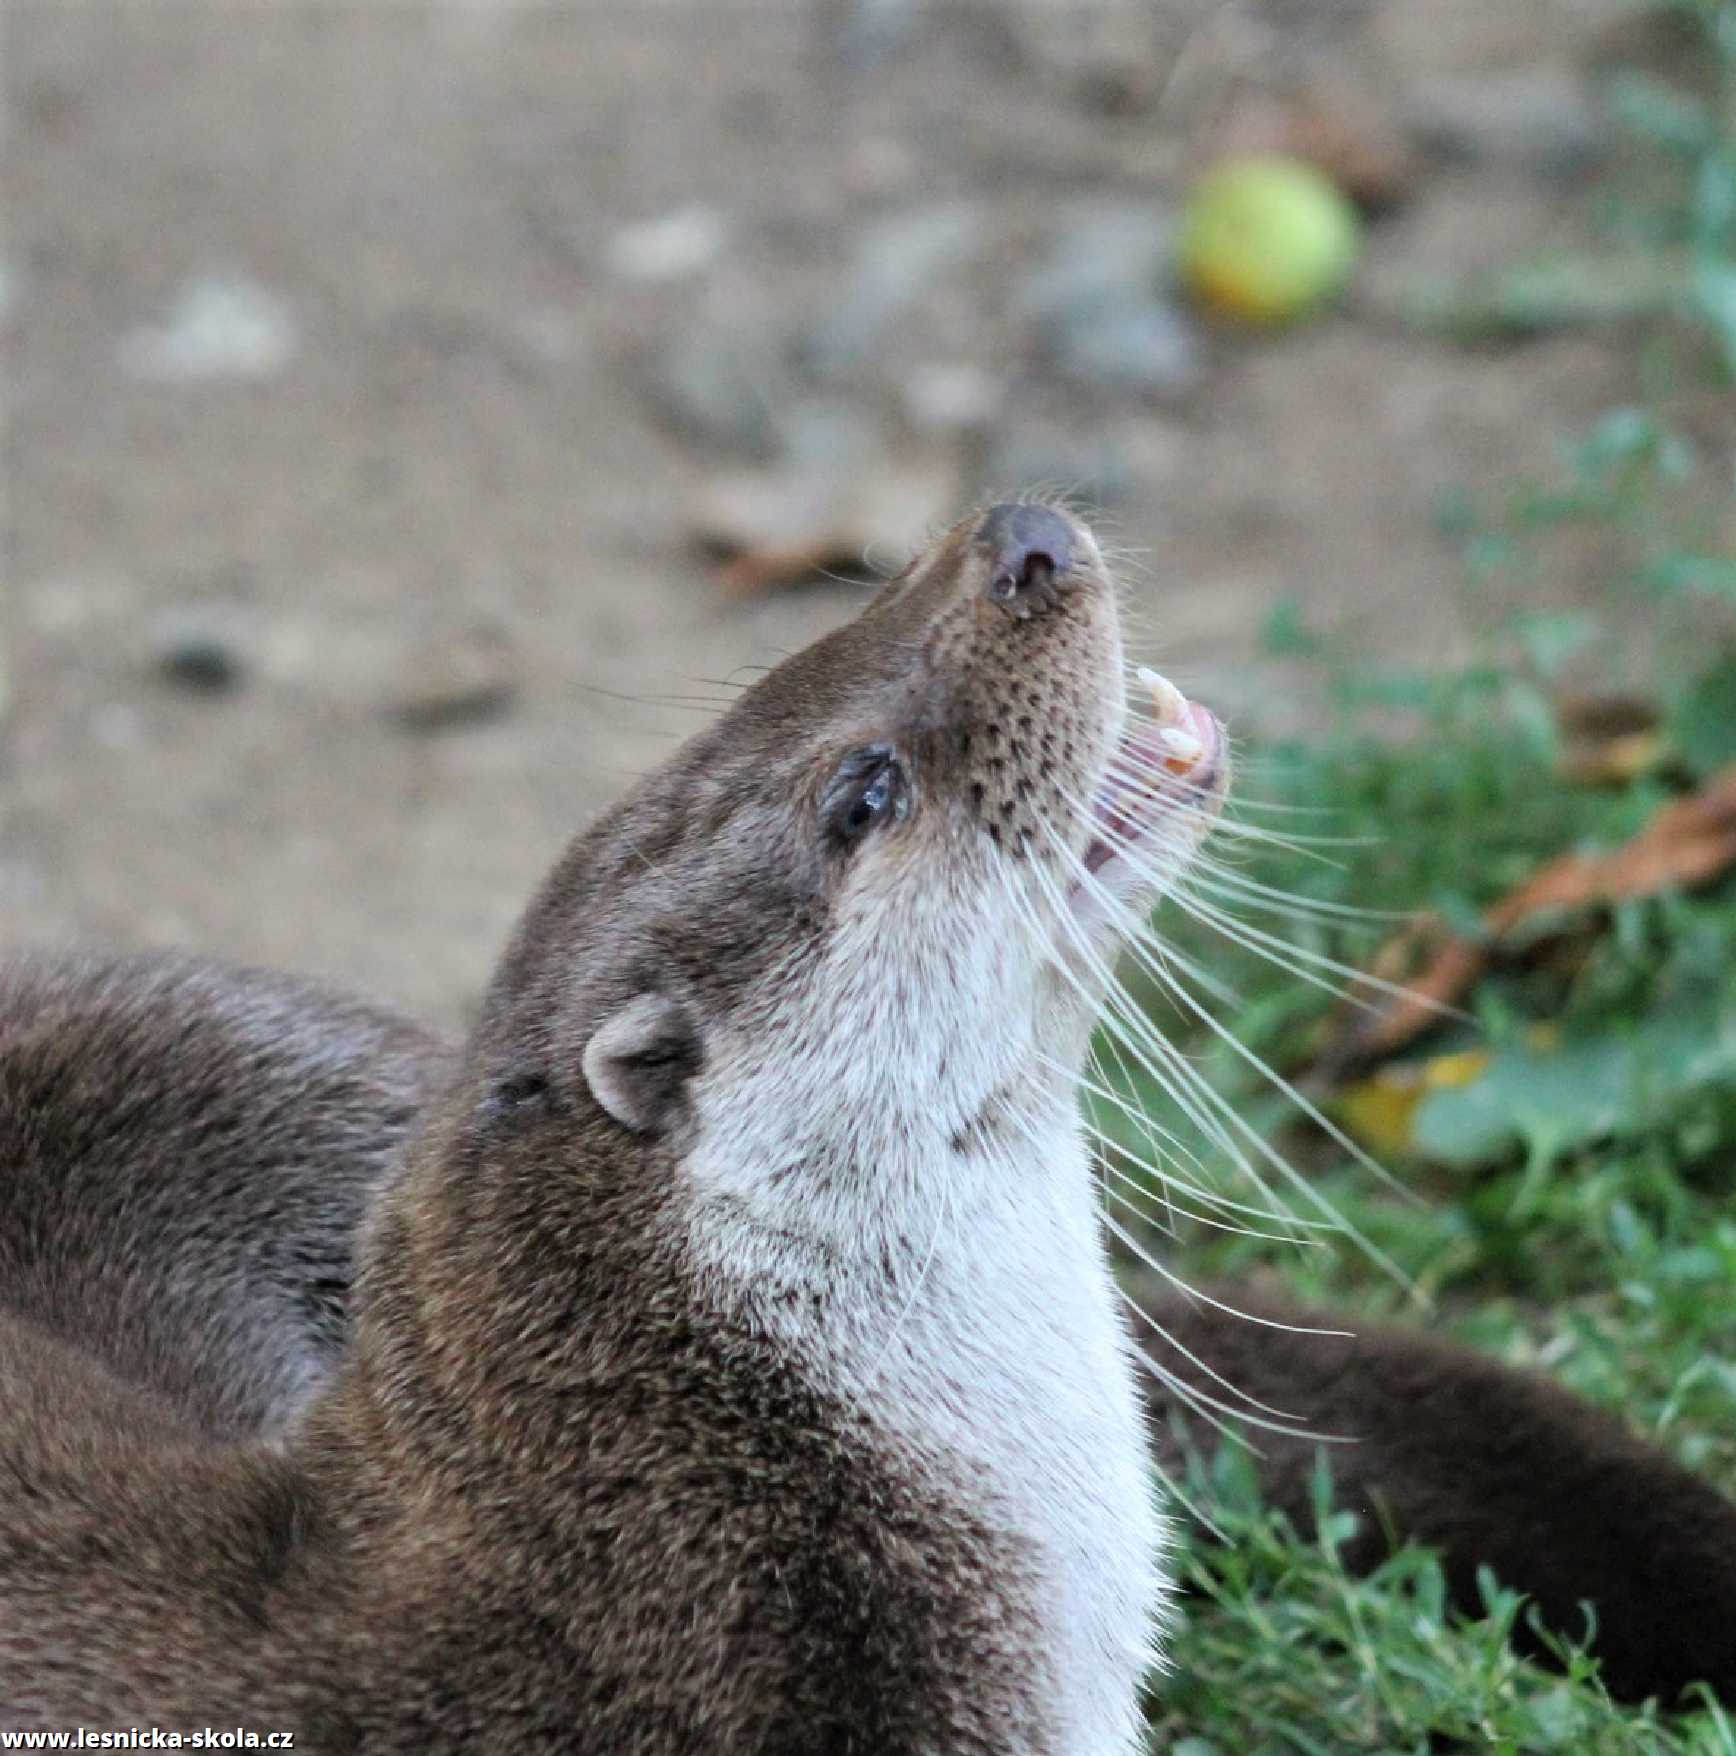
[6,508,1732,1724]
[0,952,452,1437]
[8,956,1734,1712]
[1136,1279,1736,1707]
[0,506,1137,1745]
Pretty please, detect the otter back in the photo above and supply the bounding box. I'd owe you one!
[0,951,449,1437]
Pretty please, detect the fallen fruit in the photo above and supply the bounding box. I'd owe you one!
[1179,154,1361,325]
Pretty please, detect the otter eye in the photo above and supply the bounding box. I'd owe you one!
[824,745,908,845]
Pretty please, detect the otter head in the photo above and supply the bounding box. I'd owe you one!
[473,501,1227,1259]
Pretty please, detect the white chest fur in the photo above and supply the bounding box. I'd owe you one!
[859,1122,1165,1756]
[690,1112,1165,1756]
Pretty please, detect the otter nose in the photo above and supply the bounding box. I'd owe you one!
[979,503,1074,614]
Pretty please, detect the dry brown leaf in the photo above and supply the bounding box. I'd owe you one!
[714,542,866,598]
[1318,764,1736,1073]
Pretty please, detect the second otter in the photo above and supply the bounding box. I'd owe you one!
[0,503,1229,1746]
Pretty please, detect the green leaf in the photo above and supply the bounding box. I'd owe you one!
[1643,552,1736,602]
[1259,596,1322,659]
[1502,611,1600,677]
[1692,259,1736,370]
[1672,657,1736,776]
[1606,73,1714,157]
[1414,996,1736,1169]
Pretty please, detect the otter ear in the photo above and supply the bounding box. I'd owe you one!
[581,994,701,1135]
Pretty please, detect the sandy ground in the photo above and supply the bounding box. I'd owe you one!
[3,0,1639,1028]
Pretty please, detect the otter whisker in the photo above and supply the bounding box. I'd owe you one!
[1092,990,1317,1236]
[1034,819,1406,1269]
[1053,1050,1335,1236]
[1186,861,1415,926]
[1082,1018,1253,1239]
[1048,790,1442,1182]
[1078,1105,1322,1242]
[1059,801,1398,1018]
[1102,1214,1351,1347]
[1114,916,1415,1213]
[1099,1162,1328,1246]
[1168,887,1466,1022]
[1022,835,1324,1237]
[990,1100,1321,1435]
[1090,1040,1183,1237]
[1117,1284,1344,1445]
[1080,1029,1231,1192]
[1114,918,1245,1012]
[1054,790,1430,1024]
[1206,816,1373,855]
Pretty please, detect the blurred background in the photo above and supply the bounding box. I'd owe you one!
[0,0,1725,1027]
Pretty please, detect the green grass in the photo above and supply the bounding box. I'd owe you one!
[1116,6,1736,1745]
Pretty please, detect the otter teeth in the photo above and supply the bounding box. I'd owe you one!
[1137,666,1204,772]
[1158,726,1206,771]
[1137,665,1189,728]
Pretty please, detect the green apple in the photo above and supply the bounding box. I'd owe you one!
[1179,154,1361,325]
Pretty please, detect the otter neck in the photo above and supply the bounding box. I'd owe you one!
[315,1046,1104,1498]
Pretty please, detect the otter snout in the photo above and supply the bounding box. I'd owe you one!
[978,503,1074,616]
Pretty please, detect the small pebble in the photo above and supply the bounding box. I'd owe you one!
[647,315,790,457]
[804,203,982,376]
[388,622,519,732]
[899,362,1003,435]
[159,632,244,693]
[1050,296,1201,401]
[153,607,249,694]
[606,205,728,285]
[118,275,298,382]
[1016,200,1180,326]
[1411,69,1609,184]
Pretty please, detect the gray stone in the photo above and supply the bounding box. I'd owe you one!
[1412,68,1610,184]
[1015,200,1201,401]
[830,0,925,71]
[118,274,299,382]
[157,631,244,694]
[1016,199,1179,326]
[387,620,519,732]
[152,605,251,694]
[899,362,1004,435]
[804,202,982,375]
[605,204,728,284]
[647,316,792,458]
[1051,296,1202,401]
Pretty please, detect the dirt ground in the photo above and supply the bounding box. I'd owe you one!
[2,0,1643,1029]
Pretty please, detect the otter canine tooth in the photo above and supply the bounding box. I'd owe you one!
[1137,665,1188,726]
[1159,725,1205,769]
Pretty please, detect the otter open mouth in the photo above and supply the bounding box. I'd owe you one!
[1079,667,1226,891]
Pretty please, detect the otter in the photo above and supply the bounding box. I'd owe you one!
[1141,1281,1736,1710]
[8,956,1735,1715]
[0,952,452,1439]
[7,508,1733,1726]
[0,502,1232,1743]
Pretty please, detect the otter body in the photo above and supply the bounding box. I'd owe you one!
[0,953,450,1438]
[0,504,1226,1746]
[8,948,1733,1714]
